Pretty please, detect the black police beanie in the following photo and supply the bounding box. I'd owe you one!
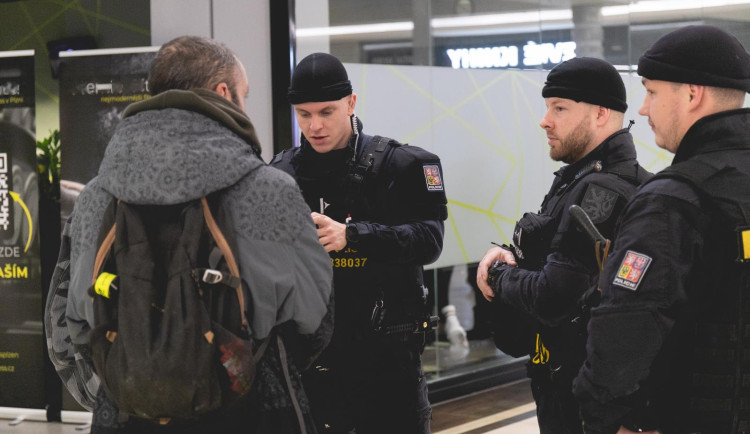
[542,57,627,112]
[638,25,750,92]
[288,52,353,104]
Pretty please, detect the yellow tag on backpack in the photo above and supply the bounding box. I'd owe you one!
[94,272,117,299]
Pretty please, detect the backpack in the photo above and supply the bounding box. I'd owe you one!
[88,196,269,423]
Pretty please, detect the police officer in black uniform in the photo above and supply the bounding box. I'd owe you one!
[271,52,447,434]
[574,26,750,434]
[476,57,651,434]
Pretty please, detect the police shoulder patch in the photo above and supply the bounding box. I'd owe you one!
[612,250,652,291]
[423,164,444,191]
[581,184,618,224]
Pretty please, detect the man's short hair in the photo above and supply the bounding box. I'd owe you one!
[709,86,747,109]
[149,36,240,98]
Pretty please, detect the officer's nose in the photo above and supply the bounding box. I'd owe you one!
[539,114,552,130]
[637,98,649,117]
[309,115,322,132]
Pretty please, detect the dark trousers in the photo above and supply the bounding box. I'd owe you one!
[528,362,584,434]
[304,336,431,434]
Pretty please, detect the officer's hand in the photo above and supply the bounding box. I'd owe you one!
[311,212,347,252]
[476,247,516,302]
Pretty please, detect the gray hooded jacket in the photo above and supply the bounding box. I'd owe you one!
[45,89,333,426]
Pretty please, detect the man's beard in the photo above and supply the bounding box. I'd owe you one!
[549,118,593,164]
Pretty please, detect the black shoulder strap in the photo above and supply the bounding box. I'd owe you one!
[543,160,603,215]
[269,146,299,168]
[366,135,401,178]
[605,161,651,187]
[650,158,720,186]
[344,135,400,190]
[654,158,750,263]
[340,135,401,212]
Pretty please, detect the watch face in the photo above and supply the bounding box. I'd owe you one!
[346,224,357,242]
[487,261,505,288]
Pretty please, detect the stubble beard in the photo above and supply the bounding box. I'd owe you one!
[549,117,593,164]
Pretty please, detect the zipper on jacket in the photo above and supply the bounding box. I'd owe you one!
[278,335,307,434]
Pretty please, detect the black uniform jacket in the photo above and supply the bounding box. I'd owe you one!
[271,118,448,350]
[574,108,750,433]
[494,128,649,329]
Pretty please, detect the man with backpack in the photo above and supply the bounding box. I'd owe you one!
[271,52,448,434]
[46,36,333,433]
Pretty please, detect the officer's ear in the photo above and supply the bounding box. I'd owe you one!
[595,105,611,126]
[347,93,357,116]
[686,84,706,108]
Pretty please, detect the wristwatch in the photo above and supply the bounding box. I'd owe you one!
[487,260,506,290]
[345,223,359,244]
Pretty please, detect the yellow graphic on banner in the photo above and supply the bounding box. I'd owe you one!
[742,230,750,261]
[0,96,23,105]
[532,333,550,365]
[0,263,28,278]
[9,191,32,252]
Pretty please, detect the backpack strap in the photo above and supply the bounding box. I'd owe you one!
[200,197,249,330]
[92,208,117,285]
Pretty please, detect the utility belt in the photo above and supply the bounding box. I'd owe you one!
[527,354,581,387]
[369,286,437,339]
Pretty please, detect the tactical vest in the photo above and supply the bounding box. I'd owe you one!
[651,155,750,432]
[272,136,432,338]
[340,135,400,216]
[494,155,648,360]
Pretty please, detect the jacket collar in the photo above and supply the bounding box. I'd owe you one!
[123,89,261,156]
[672,108,750,164]
[556,127,637,181]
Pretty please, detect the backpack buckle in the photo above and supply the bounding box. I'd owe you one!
[202,269,223,284]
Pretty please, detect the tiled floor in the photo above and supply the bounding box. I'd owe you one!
[432,379,538,434]
[1,379,539,434]
[0,414,89,433]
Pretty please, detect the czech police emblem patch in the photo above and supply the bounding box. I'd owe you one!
[613,250,652,290]
[423,164,444,191]
[581,184,618,223]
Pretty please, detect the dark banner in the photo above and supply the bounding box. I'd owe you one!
[0,50,43,409]
[59,48,157,185]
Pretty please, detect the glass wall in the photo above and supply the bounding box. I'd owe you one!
[293,0,750,388]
